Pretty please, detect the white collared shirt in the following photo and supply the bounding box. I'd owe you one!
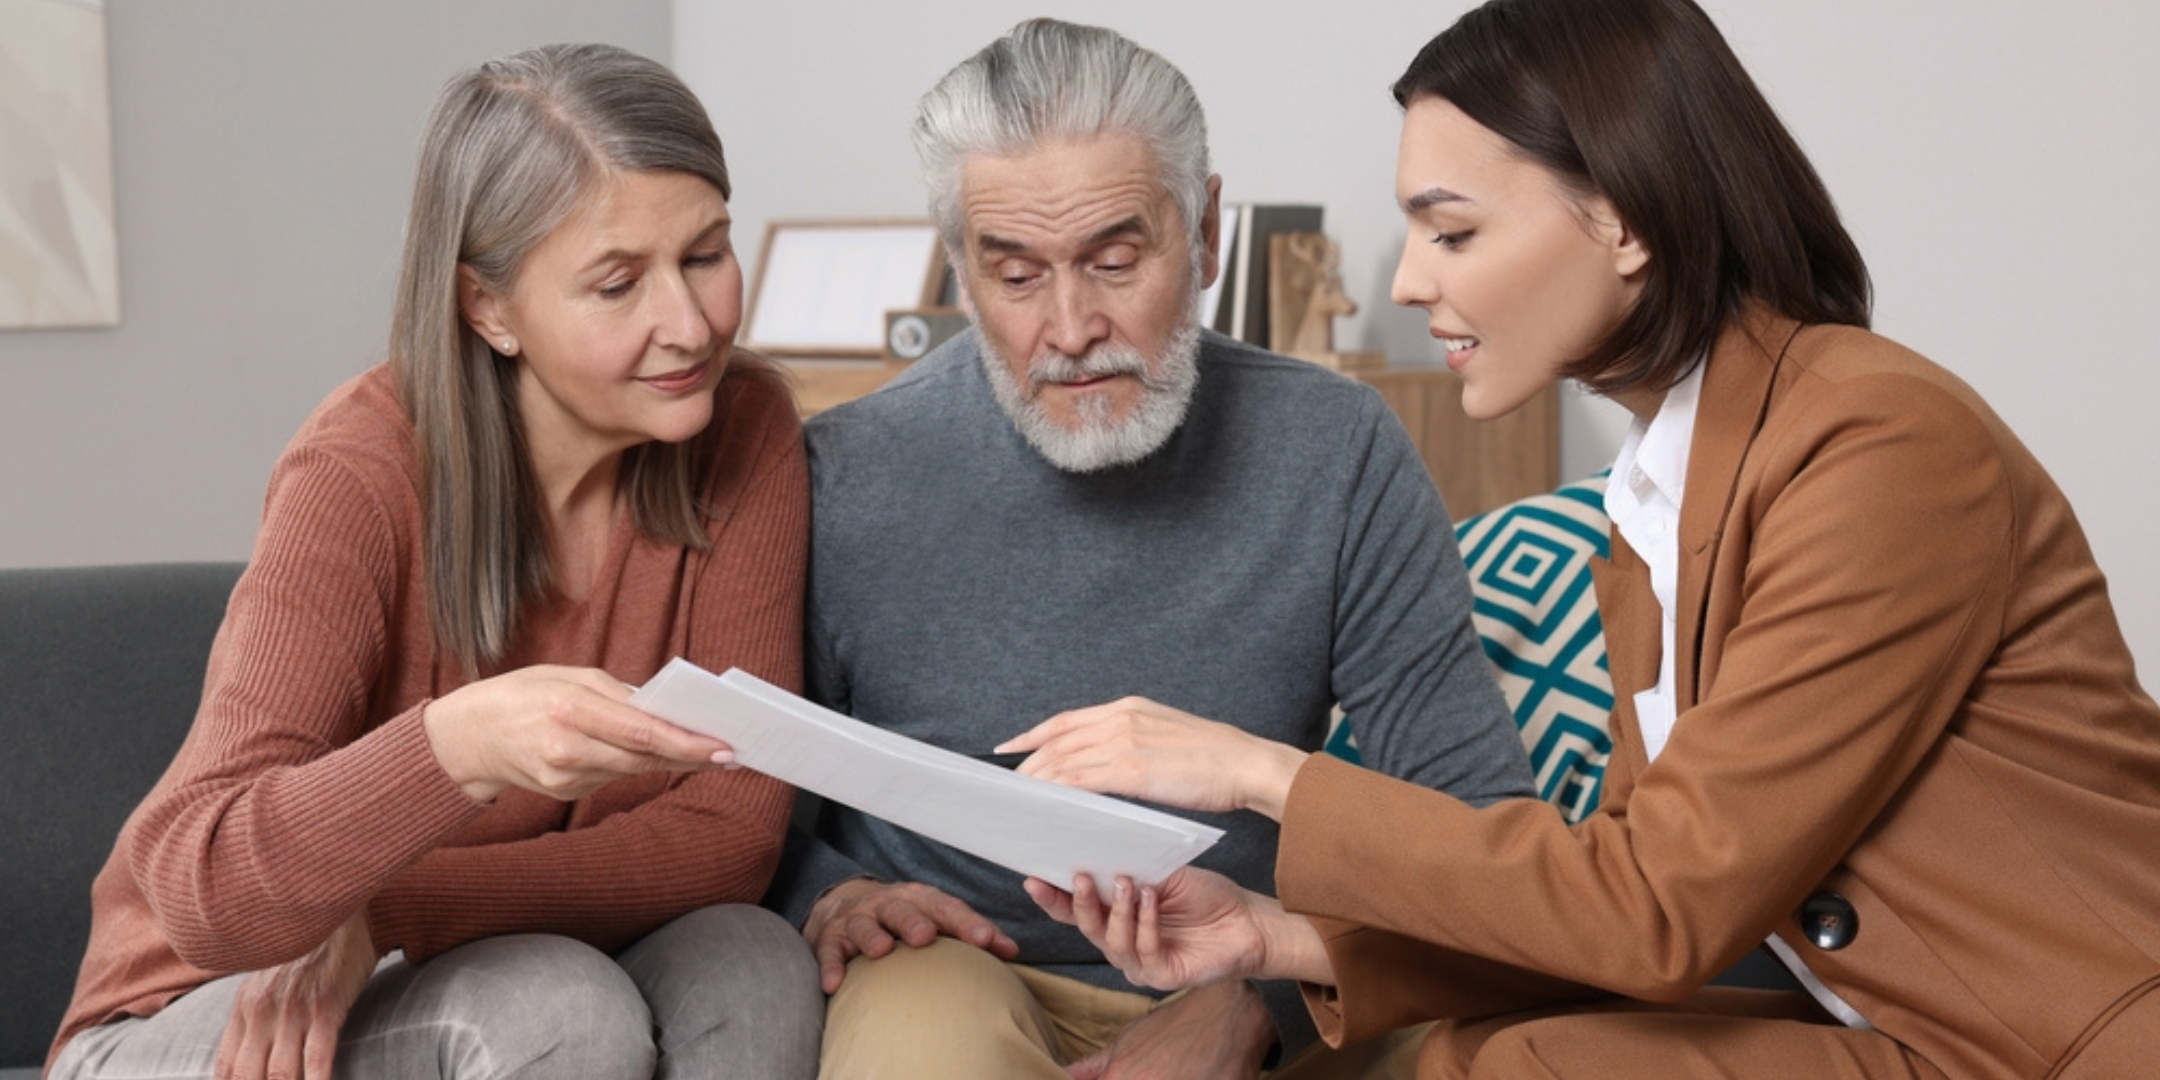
[1604,364,1701,764]
[1601,362,1871,1030]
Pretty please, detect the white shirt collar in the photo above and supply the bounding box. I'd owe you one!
[1603,358,1706,767]
[1635,364,1702,513]
[1605,360,1705,544]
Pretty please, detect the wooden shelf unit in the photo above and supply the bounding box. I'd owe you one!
[1355,367,1558,520]
[777,357,1558,521]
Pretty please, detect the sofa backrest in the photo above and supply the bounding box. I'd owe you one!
[1325,475,1616,823]
[0,562,244,1070]
[1451,473,1615,821]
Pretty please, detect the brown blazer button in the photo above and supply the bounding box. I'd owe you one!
[1799,892,1858,951]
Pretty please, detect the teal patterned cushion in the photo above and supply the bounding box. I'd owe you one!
[1455,474,1613,821]
[1327,474,1614,823]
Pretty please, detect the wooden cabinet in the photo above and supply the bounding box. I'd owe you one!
[1354,367,1558,520]
[778,357,1557,520]
[780,358,910,418]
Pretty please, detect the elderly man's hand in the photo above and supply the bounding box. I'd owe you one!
[802,878,1019,993]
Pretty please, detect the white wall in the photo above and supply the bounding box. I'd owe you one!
[0,0,669,565]
[3,1,2153,676]
[676,0,2160,675]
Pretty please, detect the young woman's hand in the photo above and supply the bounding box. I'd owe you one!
[422,665,734,803]
[1025,867,1334,990]
[998,697,1309,821]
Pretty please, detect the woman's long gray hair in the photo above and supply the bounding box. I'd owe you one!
[389,42,738,671]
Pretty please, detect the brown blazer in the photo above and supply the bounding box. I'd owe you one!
[1277,308,2160,1079]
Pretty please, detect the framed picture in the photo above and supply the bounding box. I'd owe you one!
[0,0,121,329]
[742,219,946,357]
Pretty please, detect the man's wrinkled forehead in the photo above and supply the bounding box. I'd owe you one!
[955,134,1176,256]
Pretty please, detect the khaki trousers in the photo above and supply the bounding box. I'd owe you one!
[818,937,1420,1080]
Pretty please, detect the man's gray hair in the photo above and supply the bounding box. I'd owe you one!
[912,18,1212,256]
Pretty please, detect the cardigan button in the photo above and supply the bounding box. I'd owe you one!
[1799,891,1858,951]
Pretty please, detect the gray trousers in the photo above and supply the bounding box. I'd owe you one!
[52,904,820,1080]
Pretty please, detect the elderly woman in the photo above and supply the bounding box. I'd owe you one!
[1009,1,2160,1077]
[48,44,819,1080]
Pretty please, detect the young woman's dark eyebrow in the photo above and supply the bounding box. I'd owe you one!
[1403,186,1470,213]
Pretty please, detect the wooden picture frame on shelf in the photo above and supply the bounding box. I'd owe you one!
[742,219,946,357]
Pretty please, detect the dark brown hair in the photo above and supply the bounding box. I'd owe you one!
[1393,0,1871,394]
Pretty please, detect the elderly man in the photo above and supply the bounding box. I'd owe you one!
[763,18,1533,1080]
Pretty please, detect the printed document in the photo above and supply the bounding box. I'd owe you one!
[629,660,1223,891]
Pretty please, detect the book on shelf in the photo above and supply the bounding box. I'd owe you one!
[1210,203,1324,345]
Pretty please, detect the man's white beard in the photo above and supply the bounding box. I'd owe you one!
[978,310,1202,474]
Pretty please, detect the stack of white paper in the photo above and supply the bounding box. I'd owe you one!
[629,659,1224,892]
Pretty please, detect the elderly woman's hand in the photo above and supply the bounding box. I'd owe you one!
[214,913,377,1080]
[422,665,735,803]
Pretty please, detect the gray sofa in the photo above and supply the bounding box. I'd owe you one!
[0,554,1790,1078]
[0,563,245,1078]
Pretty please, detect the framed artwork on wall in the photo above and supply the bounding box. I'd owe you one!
[0,0,120,330]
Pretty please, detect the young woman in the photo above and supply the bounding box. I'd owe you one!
[49,44,820,1080]
[1006,1,2160,1076]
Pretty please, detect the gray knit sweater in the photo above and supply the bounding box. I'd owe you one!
[768,328,1533,1052]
